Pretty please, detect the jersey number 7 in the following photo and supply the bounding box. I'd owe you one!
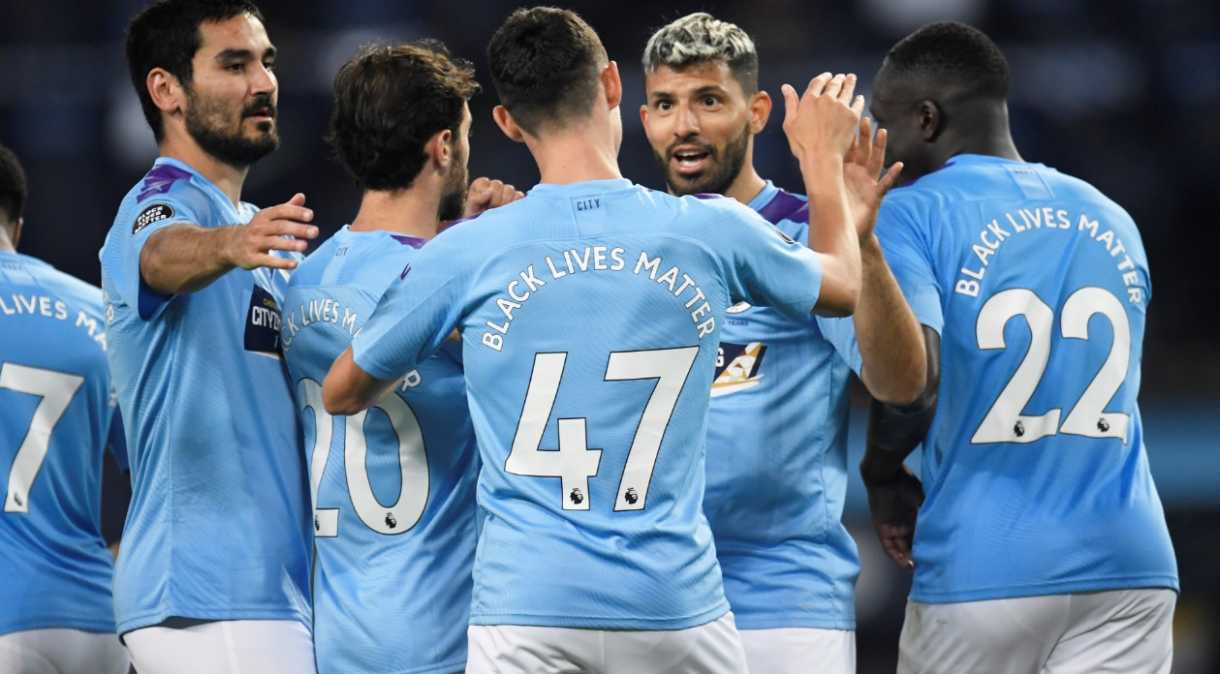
[2,363,85,514]
[506,346,699,512]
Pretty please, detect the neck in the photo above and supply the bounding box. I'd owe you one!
[724,143,767,204]
[945,104,1023,163]
[349,184,442,240]
[0,227,14,253]
[527,123,622,185]
[159,132,249,206]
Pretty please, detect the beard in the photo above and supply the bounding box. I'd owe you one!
[437,158,469,222]
[184,88,279,167]
[655,122,751,197]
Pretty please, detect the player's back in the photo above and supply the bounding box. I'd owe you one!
[880,155,1177,602]
[0,251,121,636]
[355,178,825,630]
[281,228,477,674]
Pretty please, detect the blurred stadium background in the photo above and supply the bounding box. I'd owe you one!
[3,0,1216,671]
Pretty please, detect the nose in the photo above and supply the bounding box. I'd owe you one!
[249,61,276,96]
[673,102,700,138]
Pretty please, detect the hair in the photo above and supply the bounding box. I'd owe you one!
[126,0,267,141]
[487,6,608,135]
[0,144,27,228]
[882,21,1010,100]
[643,12,759,94]
[326,40,479,192]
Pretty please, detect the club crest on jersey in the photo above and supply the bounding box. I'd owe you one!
[711,341,767,397]
[132,203,174,234]
[244,285,282,358]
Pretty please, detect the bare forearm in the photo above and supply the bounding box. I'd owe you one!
[802,157,860,316]
[856,237,926,404]
[140,224,237,295]
[323,347,395,416]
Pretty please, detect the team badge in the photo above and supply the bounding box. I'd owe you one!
[132,203,174,234]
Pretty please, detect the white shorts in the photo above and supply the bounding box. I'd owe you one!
[898,588,1176,674]
[467,611,747,674]
[739,627,855,674]
[0,628,128,674]
[124,619,315,674]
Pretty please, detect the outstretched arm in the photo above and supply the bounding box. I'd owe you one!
[140,193,317,295]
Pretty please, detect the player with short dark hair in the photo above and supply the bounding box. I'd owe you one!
[99,1,317,671]
[860,21,1178,674]
[0,145,129,673]
[323,6,874,673]
[283,40,517,674]
[639,13,924,674]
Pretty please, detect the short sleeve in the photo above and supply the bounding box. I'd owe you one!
[351,236,472,381]
[716,202,823,322]
[815,315,863,375]
[102,191,206,320]
[875,196,944,334]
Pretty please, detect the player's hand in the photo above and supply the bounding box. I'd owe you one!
[464,177,524,218]
[780,73,864,165]
[862,465,924,570]
[843,116,904,241]
[224,193,317,271]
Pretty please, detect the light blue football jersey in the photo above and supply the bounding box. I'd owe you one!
[282,227,477,674]
[351,179,825,630]
[0,252,124,636]
[875,154,1178,603]
[99,158,311,634]
[704,181,861,631]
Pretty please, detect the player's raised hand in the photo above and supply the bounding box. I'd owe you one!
[780,73,864,165]
[464,177,524,218]
[844,116,904,240]
[863,465,923,570]
[225,193,318,271]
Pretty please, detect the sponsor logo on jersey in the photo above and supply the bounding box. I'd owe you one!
[711,341,767,397]
[726,302,752,314]
[132,203,174,234]
[773,225,797,245]
[244,285,282,357]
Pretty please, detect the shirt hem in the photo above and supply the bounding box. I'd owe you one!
[910,574,1180,604]
[0,618,116,637]
[733,615,856,631]
[117,606,311,637]
[469,602,728,631]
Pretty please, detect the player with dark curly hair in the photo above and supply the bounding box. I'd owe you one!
[282,39,518,674]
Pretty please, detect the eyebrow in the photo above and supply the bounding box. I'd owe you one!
[215,46,277,62]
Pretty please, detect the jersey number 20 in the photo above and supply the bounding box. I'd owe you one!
[297,379,428,537]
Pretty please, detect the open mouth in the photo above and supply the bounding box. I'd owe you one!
[670,148,712,177]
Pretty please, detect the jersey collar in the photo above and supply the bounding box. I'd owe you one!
[529,178,634,196]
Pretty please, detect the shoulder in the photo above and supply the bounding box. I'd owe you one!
[116,163,215,233]
[30,263,106,319]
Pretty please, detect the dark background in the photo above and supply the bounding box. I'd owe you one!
[4,1,1217,671]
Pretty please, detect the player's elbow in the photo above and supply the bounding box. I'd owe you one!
[815,277,860,317]
[322,385,362,416]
